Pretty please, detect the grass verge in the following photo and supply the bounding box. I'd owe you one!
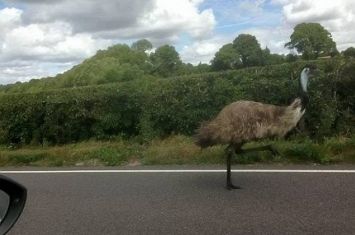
[1,135,355,167]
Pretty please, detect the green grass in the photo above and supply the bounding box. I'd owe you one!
[1,135,355,167]
[7,153,48,166]
[86,147,127,166]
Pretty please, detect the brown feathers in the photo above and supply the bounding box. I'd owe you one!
[194,99,305,148]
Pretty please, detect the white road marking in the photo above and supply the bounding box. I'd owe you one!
[1,169,355,174]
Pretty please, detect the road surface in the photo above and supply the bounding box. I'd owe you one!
[1,165,355,235]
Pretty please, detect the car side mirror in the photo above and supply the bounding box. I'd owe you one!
[0,175,27,235]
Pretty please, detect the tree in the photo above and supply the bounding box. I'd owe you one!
[129,39,154,74]
[94,44,132,61]
[178,63,195,75]
[233,34,263,67]
[211,43,241,71]
[131,39,153,52]
[343,47,355,57]
[262,47,285,65]
[149,45,182,78]
[285,53,298,63]
[285,23,338,60]
[196,63,210,73]
[178,62,211,75]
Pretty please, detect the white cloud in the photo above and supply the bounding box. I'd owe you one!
[0,7,22,57]
[281,0,355,51]
[238,0,266,15]
[239,27,292,54]
[170,0,355,63]
[0,0,216,84]
[138,0,216,38]
[97,0,216,42]
[0,8,21,38]
[270,0,295,5]
[9,0,155,33]
[1,0,355,85]
[181,0,355,65]
[0,8,113,84]
[4,0,215,41]
[284,1,341,23]
[180,36,232,64]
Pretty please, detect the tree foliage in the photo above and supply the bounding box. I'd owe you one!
[131,39,153,52]
[233,34,263,67]
[342,47,355,57]
[0,40,206,93]
[2,59,355,146]
[210,43,242,71]
[262,47,286,65]
[285,23,338,60]
[149,45,182,78]
[178,62,210,75]
[0,23,348,98]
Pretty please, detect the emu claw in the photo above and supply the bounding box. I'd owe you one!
[269,146,283,157]
[227,182,242,190]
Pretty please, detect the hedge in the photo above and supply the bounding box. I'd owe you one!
[1,58,354,146]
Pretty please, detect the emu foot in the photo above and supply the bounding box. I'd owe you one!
[226,145,235,155]
[227,181,242,190]
[269,145,283,157]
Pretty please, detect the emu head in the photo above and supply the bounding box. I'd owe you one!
[300,65,317,93]
[302,65,318,78]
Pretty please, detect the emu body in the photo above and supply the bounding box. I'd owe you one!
[195,99,304,148]
[194,66,317,190]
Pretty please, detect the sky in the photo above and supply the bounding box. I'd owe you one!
[0,0,354,85]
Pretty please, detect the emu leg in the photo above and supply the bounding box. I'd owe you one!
[226,144,282,190]
[240,144,283,157]
[226,145,242,190]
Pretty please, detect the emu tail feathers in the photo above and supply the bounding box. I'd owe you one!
[194,121,217,148]
[289,98,302,109]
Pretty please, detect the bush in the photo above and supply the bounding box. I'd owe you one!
[8,153,48,165]
[0,83,142,145]
[87,147,127,166]
[139,74,244,140]
[283,141,329,163]
[0,59,355,146]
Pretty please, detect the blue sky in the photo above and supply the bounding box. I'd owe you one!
[201,0,282,32]
[0,0,354,84]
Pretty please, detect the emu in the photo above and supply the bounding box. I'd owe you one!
[194,65,317,190]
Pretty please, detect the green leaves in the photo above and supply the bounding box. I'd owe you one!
[211,43,242,71]
[149,45,182,78]
[342,47,355,58]
[233,34,263,67]
[131,39,153,52]
[0,59,354,146]
[285,23,338,60]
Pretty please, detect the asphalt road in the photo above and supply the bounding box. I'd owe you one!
[1,165,355,235]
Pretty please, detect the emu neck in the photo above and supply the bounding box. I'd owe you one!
[300,91,309,110]
[300,71,308,92]
[299,71,309,110]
